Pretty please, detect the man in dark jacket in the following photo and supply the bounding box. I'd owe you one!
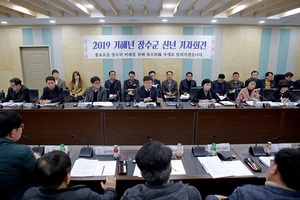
[0,78,30,102]
[121,141,201,200]
[22,151,117,200]
[0,110,38,200]
[39,76,63,104]
[205,148,300,200]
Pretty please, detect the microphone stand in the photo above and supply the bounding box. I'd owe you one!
[249,136,281,156]
[71,134,93,157]
[192,134,216,157]
[260,95,271,108]
[147,88,155,109]
[22,134,44,155]
[116,92,123,109]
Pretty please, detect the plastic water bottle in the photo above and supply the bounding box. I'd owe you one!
[210,143,217,156]
[60,144,66,153]
[175,143,183,159]
[113,145,119,160]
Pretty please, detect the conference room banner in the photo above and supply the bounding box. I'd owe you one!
[83,35,215,59]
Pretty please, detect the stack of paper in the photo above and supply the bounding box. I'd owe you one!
[198,156,253,179]
[133,160,186,177]
[220,101,235,106]
[259,156,274,167]
[0,102,23,107]
[93,102,113,107]
[71,158,116,177]
[180,94,190,100]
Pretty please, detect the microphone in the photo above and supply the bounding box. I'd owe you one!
[71,134,93,157]
[22,134,44,155]
[259,95,271,108]
[147,135,153,142]
[116,92,123,109]
[192,134,216,157]
[147,88,155,109]
[249,135,281,156]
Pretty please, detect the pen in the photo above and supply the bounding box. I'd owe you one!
[172,167,177,172]
[101,165,105,175]
[248,158,257,170]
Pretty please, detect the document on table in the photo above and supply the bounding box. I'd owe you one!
[259,156,274,167]
[198,156,233,179]
[71,159,116,177]
[223,160,253,177]
[220,101,235,106]
[133,160,186,177]
[0,102,23,107]
[93,102,113,107]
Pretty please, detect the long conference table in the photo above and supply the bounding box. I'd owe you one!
[5,102,298,146]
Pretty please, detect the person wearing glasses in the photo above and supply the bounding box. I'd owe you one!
[205,148,300,200]
[0,110,39,200]
[85,76,107,102]
[0,78,30,103]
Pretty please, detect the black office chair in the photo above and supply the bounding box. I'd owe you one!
[261,88,275,101]
[190,86,202,101]
[63,89,70,102]
[0,90,5,99]
[291,89,300,101]
[29,89,39,103]
[274,74,285,87]
[227,88,242,101]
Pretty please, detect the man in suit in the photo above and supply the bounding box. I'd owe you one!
[212,74,228,97]
[0,78,30,102]
[0,110,39,200]
[179,72,197,96]
[135,76,163,103]
[149,70,161,96]
[104,70,122,102]
[162,71,178,101]
[52,69,66,89]
[227,72,244,90]
[38,76,63,104]
[285,72,296,90]
[260,71,276,89]
[124,71,140,102]
[245,70,261,89]
[205,148,300,200]
[85,76,107,102]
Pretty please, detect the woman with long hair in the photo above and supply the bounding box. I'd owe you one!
[69,71,86,102]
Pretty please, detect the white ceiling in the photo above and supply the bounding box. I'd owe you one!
[0,0,300,26]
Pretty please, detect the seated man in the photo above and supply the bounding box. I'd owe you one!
[121,141,201,200]
[205,148,300,200]
[39,76,63,104]
[212,74,228,98]
[285,72,296,89]
[104,70,122,102]
[179,72,197,98]
[162,71,178,101]
[0,78,30,102]
[0,110,38,200]
[124,71,140,102]
[85,76,107,102]
[260,72,276,89]
[22,151,117,200]
[52,69,66,89]
[192,79,220,103]
[135,76,162,103]
[245,70,261,89]
[227,72,244,90]
[148,70,161,95]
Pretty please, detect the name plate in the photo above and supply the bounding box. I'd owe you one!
[94,146,120,155]
[44,145,69,154]
[206,143,230,151]
[270,143,292,152]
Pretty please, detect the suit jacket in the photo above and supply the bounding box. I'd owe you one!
[259,79,276,89]
[179,79,197,95]
[0,138,36,200]
[40,86,63,103]
[1,85,30,102]
[135,86,158,102]
[212,80,228,96]
[104,80,121,95]
[272,89,292,102]
[192,88,220,103]
[69,82,86,97]
[56,78,66,89]
[227,80,245,89]
[123,79,140,94]
[84,86,107,102]
[162,80,178,97]
[236,87,260,103]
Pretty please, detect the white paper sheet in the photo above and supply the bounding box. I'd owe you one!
[71,159,98,177]
[223,160,253,177]
[198,156,233,179]
[93,102,113,107]
[259,156,274,167]
[94,161,117,176]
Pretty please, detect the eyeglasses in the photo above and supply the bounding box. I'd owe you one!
[19,123,25,129]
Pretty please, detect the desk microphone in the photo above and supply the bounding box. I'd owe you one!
[147,135,153,142]
[290,91,300,102]
[71,134,93,157]
[22,134,44,155]
[192,134,216,157]
[260,95,271,108]
[176,98,184,109]
[249,136,281,156]
[116,92,123,109]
